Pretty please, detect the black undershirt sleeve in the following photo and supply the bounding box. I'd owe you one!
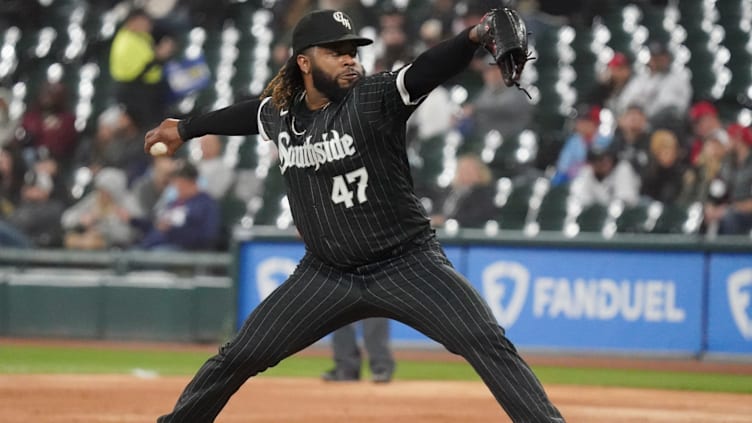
[177,98,263,141]
[403,27,480,100]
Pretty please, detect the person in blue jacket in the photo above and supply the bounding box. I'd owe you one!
[139,159,220,250]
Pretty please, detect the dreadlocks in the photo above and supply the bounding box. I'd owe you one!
[261,56,304,110]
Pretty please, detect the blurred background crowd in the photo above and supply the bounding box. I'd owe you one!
[1,0,751,252]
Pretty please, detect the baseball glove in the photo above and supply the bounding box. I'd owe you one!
[476,8,532,96]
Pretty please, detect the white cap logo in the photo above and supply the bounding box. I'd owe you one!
[333,11,351,30]
[727,268,752,340]
[482,261,530,328]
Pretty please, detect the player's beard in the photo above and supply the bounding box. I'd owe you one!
[311,66,355,103]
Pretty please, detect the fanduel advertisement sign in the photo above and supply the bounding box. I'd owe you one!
[466,247,704,354]
[237,241,710,354]
[236,241,462,344]
[707,254,752,355]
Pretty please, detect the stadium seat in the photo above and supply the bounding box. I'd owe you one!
[652,203,692,234]
[576,203,609,233]
[535,182,570,232]
[495,178,534,231]
[616,202,650,234]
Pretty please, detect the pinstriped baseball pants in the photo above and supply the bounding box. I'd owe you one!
[157,235,565,422]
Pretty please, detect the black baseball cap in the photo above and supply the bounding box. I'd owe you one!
[292,10,373,55]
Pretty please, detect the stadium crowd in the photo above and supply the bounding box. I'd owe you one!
[1,0,751,251]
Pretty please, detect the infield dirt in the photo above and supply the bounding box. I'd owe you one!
[3,374,752,422]
[3,339,752,422]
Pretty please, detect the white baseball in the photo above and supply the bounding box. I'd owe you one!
[150,142,168,156]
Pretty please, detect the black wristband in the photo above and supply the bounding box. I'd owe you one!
[177,118,192,142]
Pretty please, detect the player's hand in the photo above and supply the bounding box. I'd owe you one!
[144,118,183,156]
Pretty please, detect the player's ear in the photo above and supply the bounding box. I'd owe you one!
[297,54,310,75]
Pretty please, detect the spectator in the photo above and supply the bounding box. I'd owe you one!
[194,134,235,200]
[619,40,692,127]
[459,52,534,143]
[640,129,688,204]
[408,85,457,146]
[609,105,651,175]
[374,7,411,72]
[61,167,142,250]
[0,145,26,217]
[19,81,78,164]
[130,155,176,221]
[0,169,65,248]
[109,8,176,129]
[139,160,220,250]
[682,129,730,205]
[552,103,611,185]
[421,0,454,39]
[31,146,70,205]
[0,87,18,147]
[431,154,498,228]
[75,106,149,184]
[589,52,633,117]
[570,145,641,208]
[703,124,752,235]
[687,100,727,166]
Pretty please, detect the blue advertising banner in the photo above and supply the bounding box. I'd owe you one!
[236,241,463,344]
[707,254,752,355]
[465,247,704,354]
[237,241,705,353]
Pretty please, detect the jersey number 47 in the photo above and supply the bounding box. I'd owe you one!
[331,166,369,208]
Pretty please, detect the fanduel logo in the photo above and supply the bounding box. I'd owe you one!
[277,130,357,174]
[534,278,685,322]
[482,262,529,328]
[481,261,687,328]
[727,268,752,340]
[256,257,297,301]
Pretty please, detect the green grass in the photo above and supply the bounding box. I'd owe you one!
[1,345,751,394]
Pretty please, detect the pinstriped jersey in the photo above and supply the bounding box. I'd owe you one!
[257,67,430,268]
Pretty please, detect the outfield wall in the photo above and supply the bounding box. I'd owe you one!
[235,228,752,358]
[1,231,750,358]
[0,251,234,343]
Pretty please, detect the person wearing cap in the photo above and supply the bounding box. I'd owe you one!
[687,100,728,166]
[588,51,633,117]
[618,40,692,126]
[610,104,651,175]
[138,159,220,250]
[552,103,612,185]
[569,144,640,209]
[703,123,752,235]
[682,123,732,207]
[146,8,564,423]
